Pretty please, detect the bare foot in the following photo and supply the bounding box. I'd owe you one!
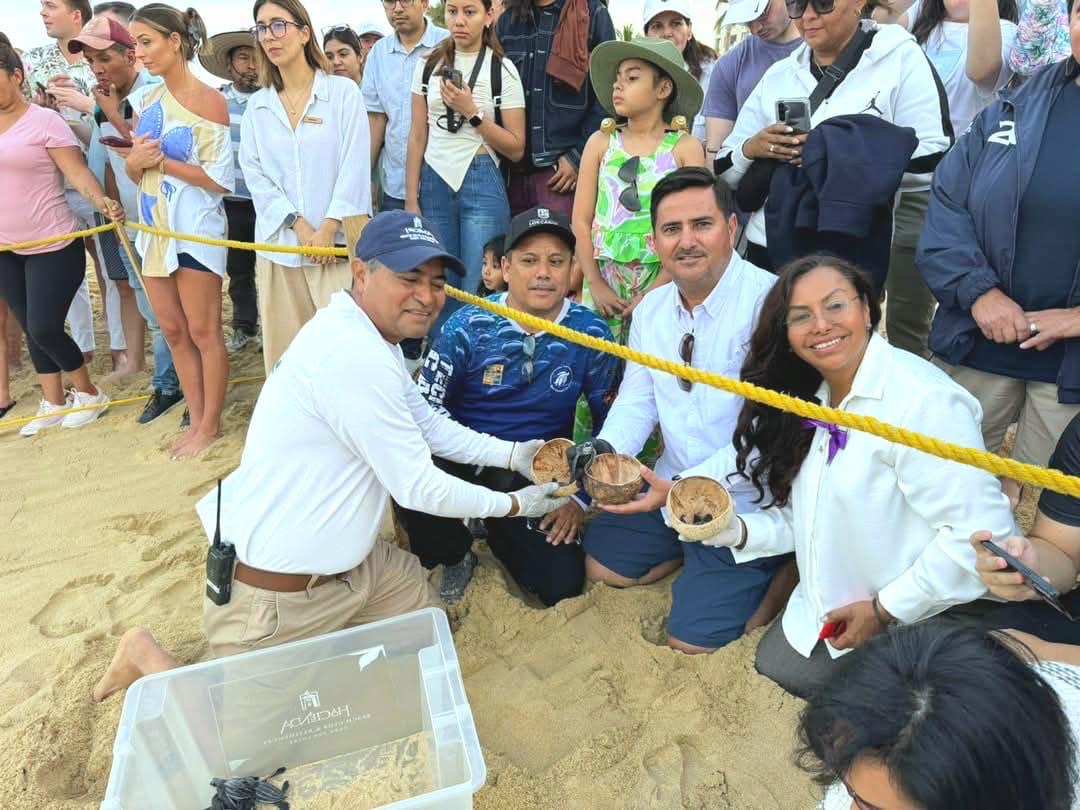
[173,430,221,459]
[170,431,194,457]
[93,627,180,702]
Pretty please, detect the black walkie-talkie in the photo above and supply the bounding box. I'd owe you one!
[205,480,236,606]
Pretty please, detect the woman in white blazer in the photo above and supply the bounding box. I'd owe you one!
[700,255,1015,697]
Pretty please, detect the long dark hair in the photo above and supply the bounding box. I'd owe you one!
[797,623,1077,810]
[0,36,22,78]
[911,0,1018,45]
[732,255,879,508]
[682,37,717,81]
[425,0,505,77]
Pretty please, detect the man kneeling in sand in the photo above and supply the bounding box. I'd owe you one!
[94,211,568,701]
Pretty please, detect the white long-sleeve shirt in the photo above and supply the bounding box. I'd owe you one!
[716,22,952,247]
[732,334,1016,659]
[195,291,514,574]
[597,252,775,513]
[239,70,372,267]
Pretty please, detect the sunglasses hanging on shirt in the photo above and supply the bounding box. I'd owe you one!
[436,43,488,134]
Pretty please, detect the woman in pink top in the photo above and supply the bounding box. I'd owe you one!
[0,39,123,437]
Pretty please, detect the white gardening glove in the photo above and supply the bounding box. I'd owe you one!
[508,438,547,481]
[508,482,571,518]
[700,514,746,549]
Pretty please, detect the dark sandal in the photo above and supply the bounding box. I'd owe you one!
[0,401,15,419]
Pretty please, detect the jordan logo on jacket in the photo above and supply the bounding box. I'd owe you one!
[861,92,884,116]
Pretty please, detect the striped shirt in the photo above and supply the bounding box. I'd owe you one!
[221,83,252,201]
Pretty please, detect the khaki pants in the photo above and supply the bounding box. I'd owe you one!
[203,541,437,659]
[256,256,352,374]
[934,359,1080,466]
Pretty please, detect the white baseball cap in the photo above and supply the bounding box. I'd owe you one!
[356,20,388,37]
[723,0,771,25]
[641,0,696,30]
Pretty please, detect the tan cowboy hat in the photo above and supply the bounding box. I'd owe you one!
[198,31,257,81]
[589,37,703,122]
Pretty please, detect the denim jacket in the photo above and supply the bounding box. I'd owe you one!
[495,0,616,170]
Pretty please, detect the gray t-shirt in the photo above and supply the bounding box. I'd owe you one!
[703,35,803,120]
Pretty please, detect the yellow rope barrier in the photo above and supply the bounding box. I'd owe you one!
[444,286,1080,499]
[125,222,349,258]
[0,223,118,254]
[0,375,265,432]
[4,221,1080,497]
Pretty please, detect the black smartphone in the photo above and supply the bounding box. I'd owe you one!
[982,539,1076,621]
[441,66,464,89]
[776,97,812,134]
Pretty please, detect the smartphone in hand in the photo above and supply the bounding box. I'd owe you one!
[99,135,133,149]
[982,540,1076,621]
[776,98,812,135]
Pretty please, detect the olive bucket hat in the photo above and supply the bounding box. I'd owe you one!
[588,36,704,123]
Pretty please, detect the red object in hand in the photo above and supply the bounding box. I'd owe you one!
[818,621,847,641]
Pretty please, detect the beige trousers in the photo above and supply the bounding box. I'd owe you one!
[255,257,352,374]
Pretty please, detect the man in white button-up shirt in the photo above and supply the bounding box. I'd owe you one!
[91,212,566,702]
[577,167,792,654]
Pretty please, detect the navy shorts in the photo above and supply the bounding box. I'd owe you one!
[583,509,786,649]
[178,252,214,273]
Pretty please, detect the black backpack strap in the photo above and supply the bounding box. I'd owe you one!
[420,56,439,96]
[808,25,876,113]
[491,54,503,128]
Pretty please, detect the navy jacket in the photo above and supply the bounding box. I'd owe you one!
[765,114,917,291]
[918,58,1080,403]
[496,0,615,169]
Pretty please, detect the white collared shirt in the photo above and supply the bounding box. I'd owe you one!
[733,334,1016,659]
[598,252,775,513]
[239,70,371,267]
[195,291,516,574]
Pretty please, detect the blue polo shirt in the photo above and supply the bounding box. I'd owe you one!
[417,294,618,441]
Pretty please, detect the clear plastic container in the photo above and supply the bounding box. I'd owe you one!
[101,608,485,809]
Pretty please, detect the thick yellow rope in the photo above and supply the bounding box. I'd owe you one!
[0,375,265,432]
[0,223,117,253]
[5,221,1080,498]
[444,286,1080,499]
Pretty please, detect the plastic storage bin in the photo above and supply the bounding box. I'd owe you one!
[101,607,485,809]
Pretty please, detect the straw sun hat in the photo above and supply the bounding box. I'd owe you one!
[198,30,256,82]
[589,36,704,123]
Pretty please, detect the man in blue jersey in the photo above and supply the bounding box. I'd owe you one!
[399,207,619,605]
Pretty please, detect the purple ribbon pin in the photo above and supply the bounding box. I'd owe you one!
[802,418,848,464]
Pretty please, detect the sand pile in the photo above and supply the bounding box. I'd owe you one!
[0,288,829,808]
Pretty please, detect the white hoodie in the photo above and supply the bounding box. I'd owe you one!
[716,21,952,248]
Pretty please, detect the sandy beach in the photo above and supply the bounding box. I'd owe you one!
[0,292,832,808]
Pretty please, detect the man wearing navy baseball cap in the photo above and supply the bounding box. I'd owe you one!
[93,212,569,701]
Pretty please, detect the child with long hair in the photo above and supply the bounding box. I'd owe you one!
[572,37,705,346]
[405,0,526,326]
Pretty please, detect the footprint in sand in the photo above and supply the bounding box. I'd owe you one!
[30,574,114,638]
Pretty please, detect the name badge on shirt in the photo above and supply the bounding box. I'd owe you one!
[302,115,323,125]
[482,364,504,386]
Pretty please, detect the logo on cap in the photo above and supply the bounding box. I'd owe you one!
[413,217,424,229]
[537,208,550,219]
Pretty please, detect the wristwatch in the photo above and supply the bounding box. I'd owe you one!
[283,212,299,229]
[468,110,485,128]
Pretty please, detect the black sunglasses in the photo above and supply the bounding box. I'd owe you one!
[618,156,642,212]
[678,332,694,392]
[785,0,837,18]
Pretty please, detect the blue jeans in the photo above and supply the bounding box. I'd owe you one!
[124,248,180,396]
[420,155,510,330]
[380,193,406,212]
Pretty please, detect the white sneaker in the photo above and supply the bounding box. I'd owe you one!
[61,388,110,429]
[20,396,72,437]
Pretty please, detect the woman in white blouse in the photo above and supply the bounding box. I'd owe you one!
[405,0,525,327]
[240,0,371,373]
[700,255,1016,697]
